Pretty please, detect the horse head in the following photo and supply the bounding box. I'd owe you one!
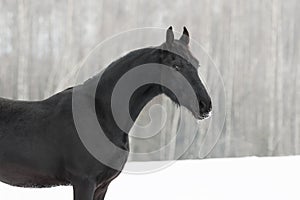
[159,26,212,120]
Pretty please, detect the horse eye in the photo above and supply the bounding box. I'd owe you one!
[174,65,180,71]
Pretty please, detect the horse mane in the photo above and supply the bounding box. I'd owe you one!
[82,47,158,87]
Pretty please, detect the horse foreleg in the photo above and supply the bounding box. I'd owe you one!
[73,179,96,200]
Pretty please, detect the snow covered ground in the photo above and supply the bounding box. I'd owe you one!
[1,156,300,200]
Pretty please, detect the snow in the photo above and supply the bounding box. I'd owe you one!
[1,156,300,200]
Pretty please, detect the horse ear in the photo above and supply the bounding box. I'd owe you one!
[180,26,190,45]
[166,26,174,44]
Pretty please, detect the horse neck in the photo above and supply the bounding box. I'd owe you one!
[87,48,163,134]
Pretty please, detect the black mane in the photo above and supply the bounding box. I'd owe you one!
[82,47,157,87]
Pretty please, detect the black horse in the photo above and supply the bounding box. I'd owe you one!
[0,27,211,200]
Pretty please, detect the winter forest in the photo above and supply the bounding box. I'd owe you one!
[0,0,299,161]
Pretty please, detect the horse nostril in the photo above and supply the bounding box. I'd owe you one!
[199,100,212,113]
[199,101,206,109]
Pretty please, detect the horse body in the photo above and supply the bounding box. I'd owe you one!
[0,91,121,191]
[0,97,68,187]
[0,27,212,200]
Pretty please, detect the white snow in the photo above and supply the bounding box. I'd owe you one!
[1,156,300,200]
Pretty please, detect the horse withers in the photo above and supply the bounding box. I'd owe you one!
[0,27,211,200]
